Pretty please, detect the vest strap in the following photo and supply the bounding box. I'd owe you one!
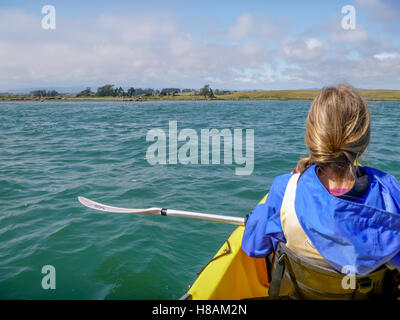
[280,173,332,267]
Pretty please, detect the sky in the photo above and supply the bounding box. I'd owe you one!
[0,0,399,92]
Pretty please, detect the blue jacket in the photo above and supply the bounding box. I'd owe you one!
[242,164,400,276]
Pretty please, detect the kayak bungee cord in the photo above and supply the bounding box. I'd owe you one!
[78,196,245,226]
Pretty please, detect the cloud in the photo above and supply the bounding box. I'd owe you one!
[283,38,326,61]
[356,0,400,21]
[306,38,323,50]
[328,21,369,44]
[224,13,285,40]
[228,13,254,39]
[373,52,400,60]
[0,7,399,91]
[0,10,276,90]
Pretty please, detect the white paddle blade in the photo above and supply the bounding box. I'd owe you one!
[78,196,162,215]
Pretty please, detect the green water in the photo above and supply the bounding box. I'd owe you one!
[0,100,399,299]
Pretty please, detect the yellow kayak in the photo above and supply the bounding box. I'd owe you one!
[181,226,270,300]
[181,216,400,301]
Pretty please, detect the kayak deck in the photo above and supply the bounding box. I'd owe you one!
[182,226,270,300]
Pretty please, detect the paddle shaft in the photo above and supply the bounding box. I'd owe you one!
[164,209,245,226]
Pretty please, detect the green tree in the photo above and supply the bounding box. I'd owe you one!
[160,88,180,96]
[182,88,195,93]
[96,84,115,97]
[200,85,215,98]
[30,90,47,97]
[47,90,59,97]
[76,87,92,97]
[115,86,125,97]
[127,87,136,97]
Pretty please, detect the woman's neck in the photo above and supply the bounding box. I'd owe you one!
[316,165,355,194]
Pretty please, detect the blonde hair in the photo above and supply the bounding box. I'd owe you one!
[297,84,370,177]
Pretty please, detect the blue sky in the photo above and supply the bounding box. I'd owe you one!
[0,0,399,91]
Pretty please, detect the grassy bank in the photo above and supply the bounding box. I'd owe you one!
[1,89,400,102]
[216,89,400,101]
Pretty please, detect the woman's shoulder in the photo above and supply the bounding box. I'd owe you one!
[256,173,293,206]
[268,173,294,197]
[362,166,400,186]
[272,173,293,189]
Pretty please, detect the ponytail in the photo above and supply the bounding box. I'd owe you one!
[297,84,370,177]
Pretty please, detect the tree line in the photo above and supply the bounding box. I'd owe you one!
[28,85,233,99]
[30,89,60,97]
[76,84,232,98]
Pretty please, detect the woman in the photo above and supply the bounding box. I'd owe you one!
[241,84,400,277]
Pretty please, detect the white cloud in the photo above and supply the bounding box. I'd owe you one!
[283,38,325,60]
[0,8,399,91]
[306,38,323,50]
[356,0,399,21]
[0,10,277,90]
[224,13,285,40]
[234,77,257,83]
[373,52,400,60]
[228,13,253,39]
[329,24,369,43]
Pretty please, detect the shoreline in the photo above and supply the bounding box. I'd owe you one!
[2,97,400,102]
[1,89,400,102]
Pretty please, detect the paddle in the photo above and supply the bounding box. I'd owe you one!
[78,196,245,226]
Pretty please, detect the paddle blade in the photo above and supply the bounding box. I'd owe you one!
[78,196,162,215]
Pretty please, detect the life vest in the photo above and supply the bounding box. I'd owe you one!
[268,173,400,300]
